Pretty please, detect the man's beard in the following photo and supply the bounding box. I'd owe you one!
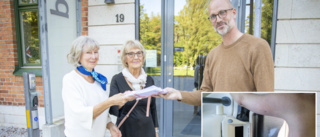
[214,20,234,36]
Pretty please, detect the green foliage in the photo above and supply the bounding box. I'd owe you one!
[146,67,195,77]
[21,11,40,64]
[261,0,273,44]
[245,0,274,44]
[174,0,221,68]
[140,5,162,66]
[140,0,222,76]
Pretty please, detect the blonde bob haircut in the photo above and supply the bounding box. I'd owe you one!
[67,36,100,67]
[121,40,146,68]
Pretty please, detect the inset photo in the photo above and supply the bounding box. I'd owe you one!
[202,92,316,137]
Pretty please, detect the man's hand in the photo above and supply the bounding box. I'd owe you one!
[107,122,122,137]
[159,87,182,100]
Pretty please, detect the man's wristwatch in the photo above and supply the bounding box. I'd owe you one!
[155,128,159,133]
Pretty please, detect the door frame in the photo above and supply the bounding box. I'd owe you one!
[160,0,174,136]
[134,0,275,136]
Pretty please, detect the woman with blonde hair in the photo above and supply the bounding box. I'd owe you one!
[62,36,133,137]
[109,40,159,137]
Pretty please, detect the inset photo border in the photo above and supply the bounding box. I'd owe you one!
[201,92,316,137]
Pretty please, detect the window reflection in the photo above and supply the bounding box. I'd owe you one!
[140,0,162,76]
[174,0,221,77]
[245,0,273,44]
[20,10,40,65]
[19,0,37,4]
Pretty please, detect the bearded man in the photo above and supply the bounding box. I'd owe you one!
[161,0,274,106]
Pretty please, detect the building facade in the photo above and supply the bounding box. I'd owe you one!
[0,0,319,137]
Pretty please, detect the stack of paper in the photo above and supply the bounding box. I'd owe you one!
[125,85,166,98]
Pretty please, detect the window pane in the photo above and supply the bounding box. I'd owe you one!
[19,0,37,4]
[173,0,219,136]
[139,0,162,136]
[20,10,40,65]
[140,0,162,76]
[245,0,274,44]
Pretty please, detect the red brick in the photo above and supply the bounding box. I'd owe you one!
[5,40,14,44]
[2,5,11,9]
[14,82,23,86]
[0,90,8,93]
[1,18,9,23]
[0,74,8,77]
[6,94,12,98]
[10,90,18,94]
[0,27,6,31]
[7,58,14,61]
[82,17,87,21]
[3,83,13,86]
[5,97,13,102]
[4,62,14,66]
[4,1,11,5]
[11,94,16,98]
[81,12,86,17]
[37,86,43,91]
[15,98,24,103]
[0,0,44,107]
[16,94,24,99]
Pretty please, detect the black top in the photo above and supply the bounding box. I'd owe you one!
[109,72,159,137]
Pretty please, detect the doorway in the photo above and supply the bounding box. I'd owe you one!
[138,0,274,136]
[139,0,219,136]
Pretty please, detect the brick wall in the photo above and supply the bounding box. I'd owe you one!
[0,0,44,107]
[82,0,88,35]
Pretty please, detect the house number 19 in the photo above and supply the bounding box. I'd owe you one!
[116,14,124,23]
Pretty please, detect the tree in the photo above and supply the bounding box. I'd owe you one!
[139,0,223,76]
[174,0,221,68]
[140,5,162,66]
[245,0,274,44]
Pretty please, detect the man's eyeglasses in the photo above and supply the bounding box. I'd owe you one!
[208,8,233,22]
[126,51,143,58]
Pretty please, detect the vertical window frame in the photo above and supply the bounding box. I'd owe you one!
[13,0,42,76]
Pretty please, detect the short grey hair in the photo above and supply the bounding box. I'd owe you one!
[67,36,100,67]
[120,40,146,68]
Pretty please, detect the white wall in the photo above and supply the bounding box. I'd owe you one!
[0,106,45,129]
[275,0,320,136]
[88,0,135,92]
[87,1,135,136]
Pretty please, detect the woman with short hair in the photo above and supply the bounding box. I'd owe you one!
[109,40,159,137]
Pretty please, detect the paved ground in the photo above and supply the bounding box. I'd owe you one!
[0,126,43,137]
[0,126,27,137]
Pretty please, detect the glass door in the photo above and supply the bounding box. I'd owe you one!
[139,0,163,135]
[172,0,221,137]
[139,0,273,136]
[139,0,222,136]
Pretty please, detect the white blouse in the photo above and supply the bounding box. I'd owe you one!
[62,70,111,137]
